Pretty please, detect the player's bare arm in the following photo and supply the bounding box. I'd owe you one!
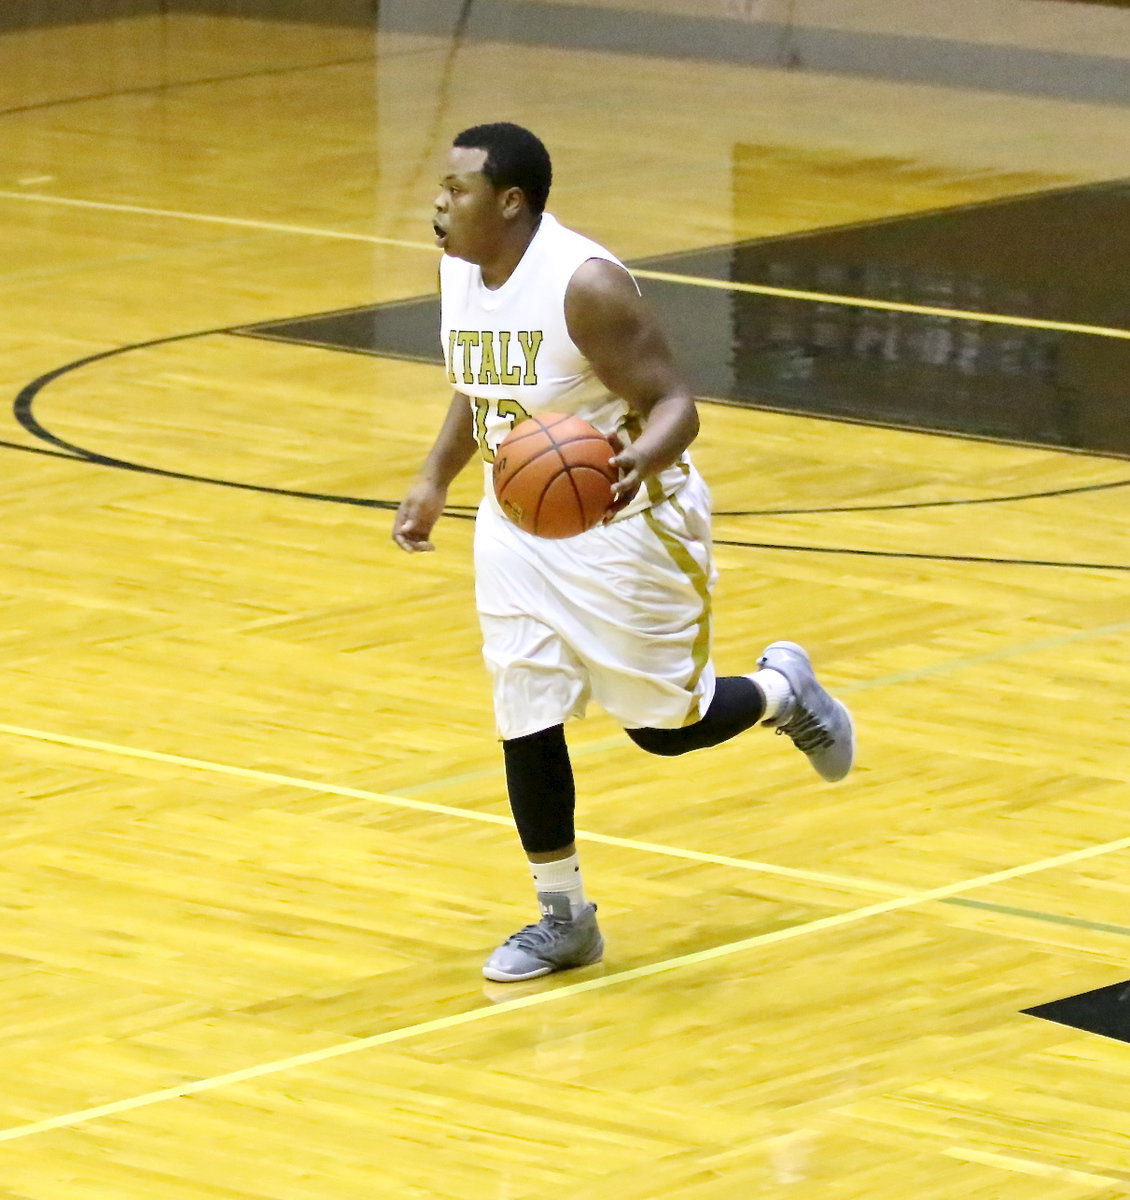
[564,257,698,503]
[392,391,478,552]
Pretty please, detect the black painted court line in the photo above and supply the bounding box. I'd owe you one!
[237,180,1130,458]
[7,324,1130,571]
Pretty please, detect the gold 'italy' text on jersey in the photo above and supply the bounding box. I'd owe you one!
[439,212,692,519]
[447,329,543,386]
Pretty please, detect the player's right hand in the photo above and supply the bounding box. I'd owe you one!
[392,480,447,552]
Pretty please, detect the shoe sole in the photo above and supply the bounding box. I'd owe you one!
[818,698,854,782]
[760,641,855,782]
[482,962,555,982]
[481,944,604,983]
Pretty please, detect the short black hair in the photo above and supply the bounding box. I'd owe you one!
[453,122,552,216]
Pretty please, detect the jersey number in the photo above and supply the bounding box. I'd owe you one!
[473,397,531,463]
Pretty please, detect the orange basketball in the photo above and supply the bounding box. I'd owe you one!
[492,413,618,538]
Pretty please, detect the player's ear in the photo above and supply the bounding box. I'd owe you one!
[500,186,525,220]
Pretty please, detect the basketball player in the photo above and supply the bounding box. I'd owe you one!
[393,123,854,982]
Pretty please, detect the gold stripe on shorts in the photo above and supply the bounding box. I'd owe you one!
[643,496,712,725]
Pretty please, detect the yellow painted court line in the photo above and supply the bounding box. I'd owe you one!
[4,825,1130,1143]
[1,190,1127,341]
[0,722,901,896]
[631,266,1130,341]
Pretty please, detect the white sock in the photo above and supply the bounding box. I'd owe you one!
[530,853,586,919]
[747,667,794,722]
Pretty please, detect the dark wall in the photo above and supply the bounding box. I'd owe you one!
[0,1,378,30]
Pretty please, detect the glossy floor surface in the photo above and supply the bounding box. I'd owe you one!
[0,3,1129,1198]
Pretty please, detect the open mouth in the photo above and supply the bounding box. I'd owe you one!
[433,222,447,245]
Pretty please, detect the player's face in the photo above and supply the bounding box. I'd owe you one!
[433,146,508,263]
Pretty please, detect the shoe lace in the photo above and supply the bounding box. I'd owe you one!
[775,704,833,752]
[503,915,569,952]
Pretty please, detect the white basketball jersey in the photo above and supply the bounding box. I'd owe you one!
[439,213,691,519]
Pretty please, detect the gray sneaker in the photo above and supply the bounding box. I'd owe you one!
[758,641,855,782]
[482,903,603,982]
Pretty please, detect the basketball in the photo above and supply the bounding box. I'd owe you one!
[492,413,618,538]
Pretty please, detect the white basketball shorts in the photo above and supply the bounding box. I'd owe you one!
[474,466,718,740]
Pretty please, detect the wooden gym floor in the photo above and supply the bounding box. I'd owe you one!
[0,3,1128,1197]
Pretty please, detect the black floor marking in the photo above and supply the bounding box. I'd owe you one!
[0,53,383,119]
[10,319,1130,570]
[711,476,1130,518]
[0,437,90,463]
[9,181,1130,569]
[713,538,1130,572]
[10,331,399,512]
[1026,980,1130,1046]
[242,180,1130,459]
[8,334,1129,570]
[629,176,1130,271]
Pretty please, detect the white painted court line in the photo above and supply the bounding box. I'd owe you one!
[0,613,1126,1144]
[2,825,1130,1144]
[942,1146,1124,1189]
[0,188,1127,1148]
[1,190,1127,340]
[0,190,436,252]
[1,617,1127,903]
[0,722,901,898]
[391,616,1130,805]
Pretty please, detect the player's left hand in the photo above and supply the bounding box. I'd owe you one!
[604,436,648,521]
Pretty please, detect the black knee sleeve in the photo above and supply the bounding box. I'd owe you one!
[502,724,576,854]
[627,675,766,757]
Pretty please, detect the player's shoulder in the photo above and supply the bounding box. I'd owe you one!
[544,214,620,264]
[539,217,634,305]
[566,256,637,308]
[563,240,643,342]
